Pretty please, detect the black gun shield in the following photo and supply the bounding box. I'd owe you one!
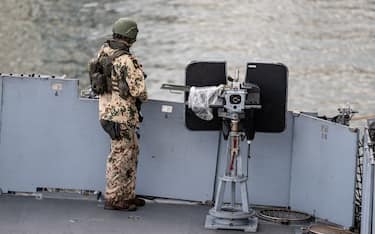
[245,63,288,132]
[185,61,227,130]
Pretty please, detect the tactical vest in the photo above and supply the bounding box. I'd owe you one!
[88,40,130,96]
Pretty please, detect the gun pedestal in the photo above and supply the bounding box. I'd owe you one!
[205,119,258,232]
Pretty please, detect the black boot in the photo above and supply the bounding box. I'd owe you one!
[129,197,146,207]
[104,200,137,211]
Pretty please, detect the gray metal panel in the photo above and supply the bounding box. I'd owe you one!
[0,77,109,193]
[290,114,358,228]
[0,76,219,202]
[215,112,294,207]
[0,78,3,144]
[0,78,2,181]
[361,129,374,234]
[136,101,220,202]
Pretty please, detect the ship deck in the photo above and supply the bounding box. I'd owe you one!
[0,195,301,234]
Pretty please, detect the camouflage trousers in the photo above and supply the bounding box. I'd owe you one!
[105,125,139,206]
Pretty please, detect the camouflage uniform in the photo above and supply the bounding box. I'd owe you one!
[98,41,147,206]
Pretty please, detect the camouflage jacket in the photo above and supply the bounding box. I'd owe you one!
[98,41,148,129]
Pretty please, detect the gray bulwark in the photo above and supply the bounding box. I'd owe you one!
[137,100,220,201]
[0,77,3,145]
[0,76,109,193]
[0,75,219,202]
[0,75,360,228]
[215,112,294,207]
[290,113,358,228]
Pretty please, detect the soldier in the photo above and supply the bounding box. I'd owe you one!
[91,18,147,211]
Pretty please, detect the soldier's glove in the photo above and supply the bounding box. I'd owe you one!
[100,119,121,140]
[135,99,144,123]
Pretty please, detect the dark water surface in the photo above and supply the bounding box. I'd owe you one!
[0,0,374,118]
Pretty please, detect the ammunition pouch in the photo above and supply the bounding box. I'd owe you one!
[101,56,114,94]
[88,58,107,95]
[100,119,121,140]
[88,54,116,95]
[118,78,129,99]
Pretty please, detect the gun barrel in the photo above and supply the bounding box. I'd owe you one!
[161,83,190,92]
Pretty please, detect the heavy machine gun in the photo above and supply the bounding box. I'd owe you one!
[162,61,288,232]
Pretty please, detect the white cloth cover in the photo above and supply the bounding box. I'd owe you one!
[188,85,224,120]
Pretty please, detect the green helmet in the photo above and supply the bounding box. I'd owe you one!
[112,18,138,41]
